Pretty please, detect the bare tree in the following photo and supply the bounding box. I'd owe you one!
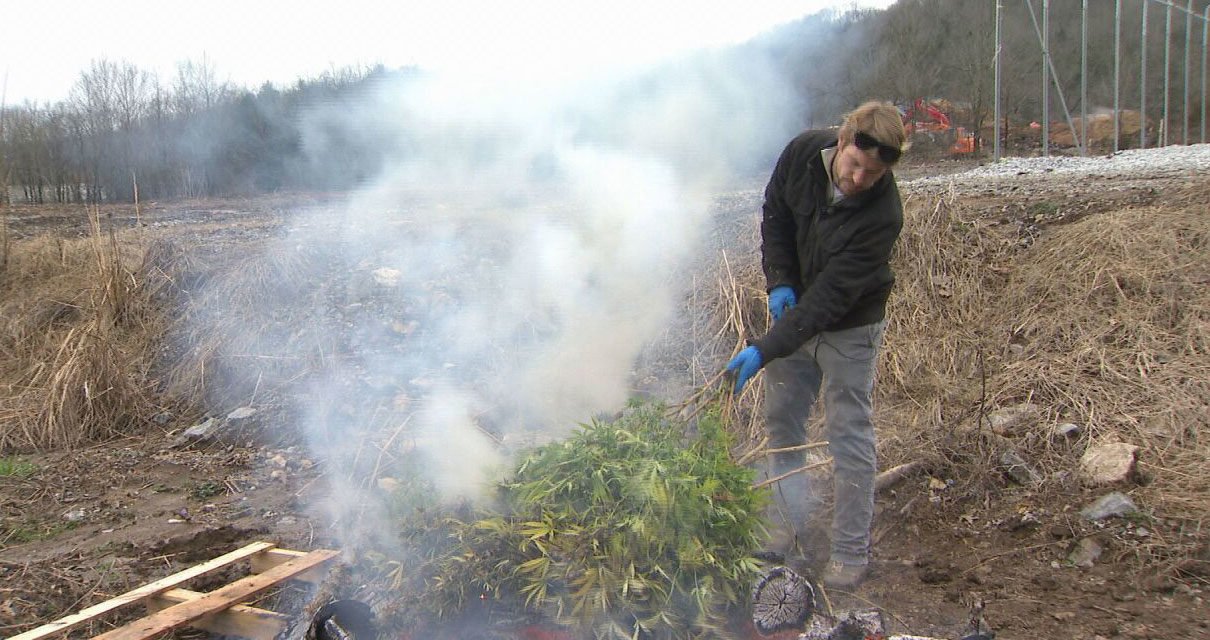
[173,54,230,115]
[113,62,154,132]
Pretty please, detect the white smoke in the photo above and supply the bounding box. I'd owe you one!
[287,45,803,548]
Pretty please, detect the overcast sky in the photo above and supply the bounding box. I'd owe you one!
[2,0,894,105]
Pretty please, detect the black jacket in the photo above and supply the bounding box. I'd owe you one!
[754,130,903,362]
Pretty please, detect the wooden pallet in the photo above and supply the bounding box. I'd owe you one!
[12,541,340,640]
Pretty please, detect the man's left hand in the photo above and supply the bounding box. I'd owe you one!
[725,346,763,394]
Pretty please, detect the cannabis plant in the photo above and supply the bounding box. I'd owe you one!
[430,402,768,639]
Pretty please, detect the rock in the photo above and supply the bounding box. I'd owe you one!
[1002,510,1042,532]
[268,454,288,468]
[372,267,401,286]
[915,558,956,584]
[226,407,256,421]
[1054,422,1081,439]
[174,417,221,446]
[63,508,87,522]
[1048,523,1075,539]
[999,450,1042,486]
[1080,443,1140,485]
[1081,492,1139,520]
[1031,574,1059,590]
[1068,537,1103,568]
[987,403,1040,436]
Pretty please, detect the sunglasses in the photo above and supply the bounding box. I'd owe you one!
[852,131,902,164]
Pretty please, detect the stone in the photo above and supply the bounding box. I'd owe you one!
[372,267,401,286]
[226,407,256,421]
[1068,537,1103,568]
[987,403,1041,436]
[1054,422,1081,438]
[63,508,87,522]
[1080,443,1140,485]
[1000,450,1042,486]
[1081,492,1139,520]
[173,417,221,446]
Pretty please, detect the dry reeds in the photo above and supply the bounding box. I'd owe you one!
[882,184,1209,521]
[160,242,338,413]
[0,210,164,451]
[990,194,1209,518]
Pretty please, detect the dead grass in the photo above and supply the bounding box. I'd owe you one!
[160,241,338,413]
[991,194,1209,512]
[0,210,167,451]
[697,179,1210,572]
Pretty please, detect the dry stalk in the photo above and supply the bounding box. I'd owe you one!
[0,213,162,450]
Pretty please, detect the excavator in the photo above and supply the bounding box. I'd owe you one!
[899,98,976,154]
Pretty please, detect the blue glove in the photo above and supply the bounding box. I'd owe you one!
[768,286,797,321]
[725,346,763,394]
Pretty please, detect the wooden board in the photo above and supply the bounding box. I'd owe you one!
[92,548,340,640]
[9,542,338,640]
[147,589,290,640]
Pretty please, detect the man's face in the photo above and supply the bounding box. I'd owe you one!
[833,139,890,196]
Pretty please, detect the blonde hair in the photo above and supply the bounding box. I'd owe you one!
[838,101,909,162]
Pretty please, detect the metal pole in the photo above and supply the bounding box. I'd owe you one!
[995,0,1003,161]
[1043,0,1050,156]
[1203,4,1208,142]
[1026,0,1081,153]
[1163,0,1172,145]
[1142,0,1149,148]
[1115,0,1122,151]
[1183,0,1192,144]
[1081,0,1088,155]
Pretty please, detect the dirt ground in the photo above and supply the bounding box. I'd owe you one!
[1,155,1207,640]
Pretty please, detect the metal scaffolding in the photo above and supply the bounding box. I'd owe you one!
[994,0,1210,161]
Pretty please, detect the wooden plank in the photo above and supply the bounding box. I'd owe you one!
[93,549,340,640]
[8,541,277,640]
[249,548,327,584]
[146,589,289,640]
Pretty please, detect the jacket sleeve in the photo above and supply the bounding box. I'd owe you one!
[754,209,902,361]
[760,141,802,293]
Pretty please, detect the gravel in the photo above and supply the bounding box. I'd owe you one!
[901,143,1210,193]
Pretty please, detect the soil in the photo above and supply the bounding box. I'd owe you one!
[1,159,1207,640]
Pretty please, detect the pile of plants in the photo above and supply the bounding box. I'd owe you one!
[380,402,768,640]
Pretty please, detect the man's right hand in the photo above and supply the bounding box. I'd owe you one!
[768,286,797,321]
[725,346,763,394]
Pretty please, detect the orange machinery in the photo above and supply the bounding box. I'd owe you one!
[900,98,976,154]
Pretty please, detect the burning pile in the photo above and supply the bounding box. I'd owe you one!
[380,402,768,639]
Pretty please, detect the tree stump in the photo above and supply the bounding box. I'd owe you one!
[751,566,815,635]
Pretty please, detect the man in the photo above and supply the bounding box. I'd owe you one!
[726,101,907,590]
